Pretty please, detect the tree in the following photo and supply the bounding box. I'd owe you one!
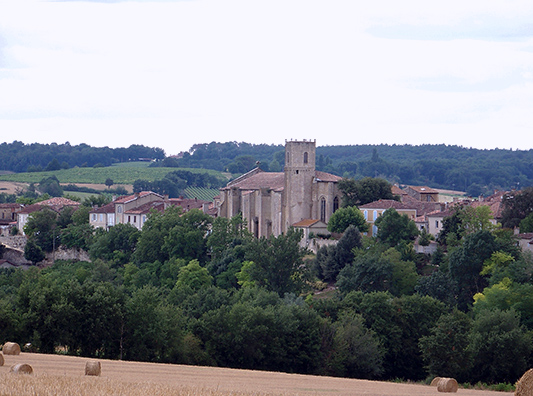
[89,223,141,265]
[448,230,497,310]
[502,187,533,229]
[38,176,63,197]
[327,206,368,234]
[326,312,384,379]
[469,309,532,384]
[105,178,114,189]
[337,252,393,295]
[24,207,59,252]
[520,212,533,233]
[207,214,252,260]
[419,309,472,382]
[317,225,363,282]
[244,228,307,296]
[24,238,45,264]
[374,208,419,247]
[175,260,213,291]
[338,177,396,207]
[134,207,211,264]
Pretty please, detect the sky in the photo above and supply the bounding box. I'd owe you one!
[1,0,532,156]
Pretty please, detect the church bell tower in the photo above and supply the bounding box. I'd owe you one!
[283,139,316,232]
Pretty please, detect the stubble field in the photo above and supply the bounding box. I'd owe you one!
[0,352,513,396]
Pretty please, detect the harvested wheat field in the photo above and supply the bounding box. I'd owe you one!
[0,353,512,396]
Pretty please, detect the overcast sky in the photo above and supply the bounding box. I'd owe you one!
[1,0,532,155]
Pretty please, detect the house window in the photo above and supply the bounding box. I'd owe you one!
[303,152,308,164]
[128,216,131,223]
[286,152,290,164]
[142,215,147,223]
[133,216,136,223]
[435,220,439,229]
[372,225,378,236]
[320,197,326,223]
[364,210,368,220]
[373,210,378,220]
[333,197,339,213]
[92,214,97,221]
[117,206,122,213]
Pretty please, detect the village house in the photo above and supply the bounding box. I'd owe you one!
[89,192,211,231]
[0,203,23,236]
[216,140,342,238]
[17,197,80,235]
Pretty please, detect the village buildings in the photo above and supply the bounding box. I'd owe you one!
[88,192,211,231]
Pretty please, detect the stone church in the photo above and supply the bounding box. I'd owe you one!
[217,139,342,238]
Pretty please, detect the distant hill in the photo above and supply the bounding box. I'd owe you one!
[158,142,533,196]
[1,141,532,196]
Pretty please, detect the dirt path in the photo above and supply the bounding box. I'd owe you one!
[0,353,512,396]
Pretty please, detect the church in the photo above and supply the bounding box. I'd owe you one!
[216,139,342,238]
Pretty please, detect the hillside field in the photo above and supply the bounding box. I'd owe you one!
[0,162,227,185]
[0,353,512,396]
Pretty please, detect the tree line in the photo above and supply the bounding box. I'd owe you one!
[2,140,532,197]
[2,185,533,386]
[154,142,533,196]
[0,141,165,172]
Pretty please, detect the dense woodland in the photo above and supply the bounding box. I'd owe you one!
[2,141,533,197]
[2,141,533,386]
[1,185,533,386]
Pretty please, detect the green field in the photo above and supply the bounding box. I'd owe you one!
[183,187,221,201]
[0,163,228,185]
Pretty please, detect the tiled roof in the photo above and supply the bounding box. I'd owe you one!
[469,191,505,219]
[19,203,51,215]
[113,191,160,204]
[517,233,533,240]
[168,197,210,211]
[91,203,115,214]
[125,201,165,215]
[408,186,439,193]
[392,185,407,196]
[222,168,340,191]
[221,170,285,191]
[293,219,324,228]
[39,197,81,207]
[314,171,342,183]
[0,203,23,209]
[359,199,417,210]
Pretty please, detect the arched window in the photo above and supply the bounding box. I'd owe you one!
[320,197,326,222]
[333,197,339,213]
[303,152,308,164]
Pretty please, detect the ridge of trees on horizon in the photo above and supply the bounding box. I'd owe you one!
[2,141,532,197]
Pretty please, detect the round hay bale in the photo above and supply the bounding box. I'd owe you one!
[85,360,101,376]
[430,377,442,386]
[0,353,4,366]
[515,369,533,396]
[10,363,33,375]
[3,342,21,355]
[437,378,458,393]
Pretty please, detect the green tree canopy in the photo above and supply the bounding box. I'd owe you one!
[338,177,397,207]
[244,228,307,296]
[374,208,419,247]
[327,206,368,234]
